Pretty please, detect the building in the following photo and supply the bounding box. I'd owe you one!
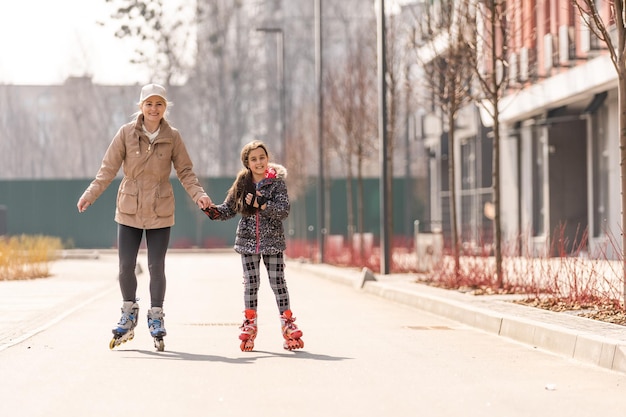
[409,0,620,258]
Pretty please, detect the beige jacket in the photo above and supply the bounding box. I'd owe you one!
[80,115,208,230]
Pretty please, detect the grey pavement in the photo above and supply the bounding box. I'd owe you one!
[2,249,626,373]
[294,261,626,374]
[1,250,626,416]
[0,250,117,351]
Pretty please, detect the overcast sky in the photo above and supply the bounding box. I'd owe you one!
[0,0,409,86]
[0,0,149,85]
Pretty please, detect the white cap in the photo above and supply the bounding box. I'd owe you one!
[140,83,167,102]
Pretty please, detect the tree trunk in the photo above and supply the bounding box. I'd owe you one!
[619,72,626,307]
[448,106,460,277]
[357,148,365,264]
[346,158,355,262]
[493,100,503,288]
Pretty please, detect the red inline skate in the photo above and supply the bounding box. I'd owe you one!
[280,309,304,350]
[239,309,258,352]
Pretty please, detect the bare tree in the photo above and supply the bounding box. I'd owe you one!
[412,0,476,278]
[574,1,626,306]
[192,0,247,174]
[326,26,378,264]
[103,0,196,86]
[0,87,19,177]
[0,88,38,177]
[285,100,320,248]
[462,0,514,288]
[383,12,405,266]
[103,0,262,176]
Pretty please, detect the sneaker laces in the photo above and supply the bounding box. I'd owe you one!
[240,319,256,332]
[282,315,298,331]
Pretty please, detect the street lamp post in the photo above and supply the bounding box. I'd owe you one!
[315,0,325,263]
[378,0,390,274]
[255,27,286,162]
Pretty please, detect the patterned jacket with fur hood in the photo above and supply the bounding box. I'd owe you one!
[211,163,289,255]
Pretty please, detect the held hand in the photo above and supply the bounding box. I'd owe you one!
[197,196,212,210]
[77,198,90,213]
[202,205,220,220]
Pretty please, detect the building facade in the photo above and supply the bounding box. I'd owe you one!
[500,0,617,257]
[411,0,620,257]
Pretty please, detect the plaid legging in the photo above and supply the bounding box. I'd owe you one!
[241,253,290,313]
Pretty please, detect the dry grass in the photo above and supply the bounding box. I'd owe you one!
[286,227,626,326]
[416,225,626,327]
[0,235,62,280]
[513,297,626,326]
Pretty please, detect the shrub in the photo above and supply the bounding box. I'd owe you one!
[0,235,62,280]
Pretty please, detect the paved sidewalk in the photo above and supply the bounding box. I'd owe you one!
[290,261,626,374]
[0,251,118,351]
[2,250,626,375]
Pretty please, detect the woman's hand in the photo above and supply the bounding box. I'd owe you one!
[77,198,91,213]
[197,195,213,210]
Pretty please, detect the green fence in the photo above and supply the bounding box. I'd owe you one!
[0,177,424,249]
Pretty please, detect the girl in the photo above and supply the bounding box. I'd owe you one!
[204,140,304,351]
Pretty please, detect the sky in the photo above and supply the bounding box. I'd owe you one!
[0,0,147,85]
[0,0,410,86]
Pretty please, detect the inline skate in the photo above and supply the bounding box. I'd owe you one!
[280,309,304,350]
[147,307,167,352]
[109,301,139,349]
[239,309,257,352]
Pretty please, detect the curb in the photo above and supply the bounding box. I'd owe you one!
[290,261,626,374]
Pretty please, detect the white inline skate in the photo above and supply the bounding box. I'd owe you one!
[147,307,167,352]
[109,301,139,349]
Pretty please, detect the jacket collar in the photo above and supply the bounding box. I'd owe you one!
[134,114,171,140]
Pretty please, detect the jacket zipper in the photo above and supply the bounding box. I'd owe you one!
[255,212,260,253]
[254,181,262,253]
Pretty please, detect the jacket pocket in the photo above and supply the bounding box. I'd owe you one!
[118,179,138,214]
[155,183,175,217]
[156,142,173,161]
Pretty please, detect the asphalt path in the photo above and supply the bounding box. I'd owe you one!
[0,252,625,416]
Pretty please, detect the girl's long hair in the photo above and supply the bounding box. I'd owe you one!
[227,169,256,215]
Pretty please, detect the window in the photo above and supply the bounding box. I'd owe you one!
[531,130,546,236]
[592,104,609,238]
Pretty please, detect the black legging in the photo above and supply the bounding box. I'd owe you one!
[117,224,171,308]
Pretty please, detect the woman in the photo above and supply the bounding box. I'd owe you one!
[77,83,212,351]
